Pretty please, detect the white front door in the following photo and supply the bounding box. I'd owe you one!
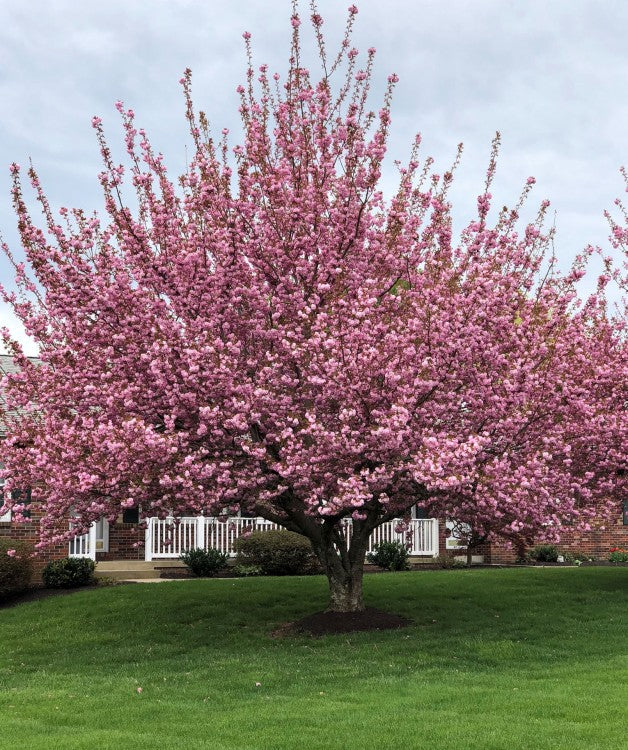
[95,518,109,553]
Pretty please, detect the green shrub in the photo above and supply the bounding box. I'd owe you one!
[367,541,410,571]
[562,549,596,565]
[608,548,628,563]
[234,530,320,576]
[180,547,229,577]
[42,557,95,588]
[528,544,560,563]
[0,539,33,600]
[433,554,466,569]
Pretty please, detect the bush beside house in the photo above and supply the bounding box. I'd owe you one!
[0,539,33,599]
[180,547,229,577]
[235,530,321,576]
[42,557,95,588]
[367,541,410,571]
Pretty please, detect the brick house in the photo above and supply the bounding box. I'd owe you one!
[1,355,626,573]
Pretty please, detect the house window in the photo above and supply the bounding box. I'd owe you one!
[623,500,628,526]
[122,507,140,524]
[0,487,31,521]
[446,519,470,550]
[0,463,8,522]
[95,517,109,552]
[412,505,429,520]
[10,488,32,519]
[0,481,9,522]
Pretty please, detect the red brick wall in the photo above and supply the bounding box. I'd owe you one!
[489,545,522,565]
[429,512,627,564]
[0,512,69,580]
[98,520,145,561]
[434,520,493,562]
[0,514,147,582]
[554,516,627,558]
[489,512,628,563]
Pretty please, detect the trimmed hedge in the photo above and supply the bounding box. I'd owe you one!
[0,539,33,600]
[180,547,229,577]
[42,557,95,588]
[234,529,321,576]
[367,541,410,571]
[528,544,560,563]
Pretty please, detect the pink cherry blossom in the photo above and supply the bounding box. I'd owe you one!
[0,4,625,613]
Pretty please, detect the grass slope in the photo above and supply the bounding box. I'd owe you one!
[0,568,626,750]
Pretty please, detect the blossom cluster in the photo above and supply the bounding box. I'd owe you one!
[0,3,625,555]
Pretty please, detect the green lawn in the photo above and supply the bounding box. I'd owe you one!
[0,568,626,750]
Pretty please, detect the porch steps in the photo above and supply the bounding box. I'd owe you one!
[95,560,187,581]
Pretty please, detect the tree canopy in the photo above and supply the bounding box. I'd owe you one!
[1,3,625,611]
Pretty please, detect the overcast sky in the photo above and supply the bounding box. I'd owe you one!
[1,0,626,354]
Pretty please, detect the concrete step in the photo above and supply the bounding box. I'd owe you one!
[96,568,163,580]
[96,560,185,571]
[95,559,188,580]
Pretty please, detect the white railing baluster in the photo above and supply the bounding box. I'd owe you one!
[143,515,439,560]
[68,521,96,560]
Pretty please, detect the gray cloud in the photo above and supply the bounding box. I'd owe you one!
[1,0,626,353]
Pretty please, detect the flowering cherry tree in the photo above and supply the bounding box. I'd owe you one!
[1,4,625,611]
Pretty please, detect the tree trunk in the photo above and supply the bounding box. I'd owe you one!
[326,561,365,612]
[310,519,372,612]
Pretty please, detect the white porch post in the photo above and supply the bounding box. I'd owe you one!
[196,515,206,550]
[145,519,153,562]
[432,518,439,557]
[88,522,97,561]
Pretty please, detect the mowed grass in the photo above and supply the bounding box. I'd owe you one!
[0,569,626,750]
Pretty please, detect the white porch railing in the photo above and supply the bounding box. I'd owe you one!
[362,517,439,557]
[68,522,97,560]
[145,516,439,561]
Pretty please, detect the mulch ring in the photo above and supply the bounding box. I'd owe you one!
[272,606,413,638]
[157,568,252,579]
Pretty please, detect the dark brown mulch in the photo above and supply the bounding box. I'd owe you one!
[272,606,412,638]
[158,568,241,579]
[158,568,194,579]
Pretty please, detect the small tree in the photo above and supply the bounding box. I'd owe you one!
[443,520,488,567]
[1,3,625,612]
